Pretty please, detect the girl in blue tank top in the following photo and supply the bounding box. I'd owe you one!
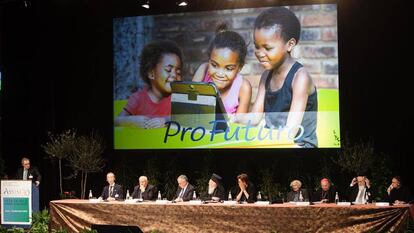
[241,7,318,148]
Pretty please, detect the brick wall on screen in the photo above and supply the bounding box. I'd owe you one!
[151,4,338,101]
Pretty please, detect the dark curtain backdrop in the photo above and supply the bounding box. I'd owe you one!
[1,0,412,208]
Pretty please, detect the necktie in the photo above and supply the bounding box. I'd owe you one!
[23,170,28,180]
[179,188,185,198]
[109,186,114,197]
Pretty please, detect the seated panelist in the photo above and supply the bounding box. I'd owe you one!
[99,172,124,201]
[287,180,309,202]
[132,176,157,200]
[174,175,195,202]
[235,173,257,203]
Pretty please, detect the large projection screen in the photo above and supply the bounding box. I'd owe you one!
[113,4,340,149]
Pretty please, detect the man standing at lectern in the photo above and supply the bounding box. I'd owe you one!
[16,157,41,186]
[16,157,41,212]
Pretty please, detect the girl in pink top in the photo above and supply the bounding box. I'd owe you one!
[193,24,252,115]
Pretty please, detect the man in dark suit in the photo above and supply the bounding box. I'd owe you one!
[132,176,157,200]
[201,173,226,201]
[16,157,41,186]
[348,175,373,203]
[312,178,337,203]
[387,176,413,204]
[16,157,41,212]
[99,172,124,201]
[174,175,195,202]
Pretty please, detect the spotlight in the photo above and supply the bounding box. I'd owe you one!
[177,1,188,7]
[141,0,150,9]
[23,0,31,8]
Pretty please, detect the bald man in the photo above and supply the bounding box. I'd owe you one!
[311,178,336,203]
[132,176,158,200]
[99,172,124,201]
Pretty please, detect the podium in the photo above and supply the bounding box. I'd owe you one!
[1,180,39,227]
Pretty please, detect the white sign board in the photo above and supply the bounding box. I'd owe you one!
[1,180,32,225]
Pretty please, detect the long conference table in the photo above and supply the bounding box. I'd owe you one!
[49,199,413,233]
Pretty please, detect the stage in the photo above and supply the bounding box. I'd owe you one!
[50,199,413,233]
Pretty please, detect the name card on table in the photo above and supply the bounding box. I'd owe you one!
[223,201,237,205]
[124,199,137,204]
[155,200,170,204]
[337,202,351,206]
[189,200,202,204]
[255,201,270,205]
[295,202,310,206]
[88,198,101,203]
[375,202,390,206]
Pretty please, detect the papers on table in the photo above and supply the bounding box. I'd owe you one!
[202,200,221,204]
[336,202,351,206]
[352,202,366,205]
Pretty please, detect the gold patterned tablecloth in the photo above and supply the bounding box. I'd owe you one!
[49,199,412,233]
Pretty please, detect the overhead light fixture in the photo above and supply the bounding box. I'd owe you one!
[23,0,31,8]
[177,1,188,7]
[141,0,150,9]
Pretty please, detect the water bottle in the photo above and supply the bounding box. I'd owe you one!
[299,191,304,202]
[126,189,130,200]
[157,191,162,200]
[365,191,370,204]
[192,190,197,200]
[257,191,262,201]
[88,190,93,199]
[228,191,232,201]
[335,192,339,204]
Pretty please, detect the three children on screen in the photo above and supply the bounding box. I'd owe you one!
[115,7,318,147]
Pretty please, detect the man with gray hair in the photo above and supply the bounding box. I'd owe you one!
[174,174,195,202]
[16,157,41,186]
[132,176,157,200]
[16,157,41,212]
[99,172,124,201]
[287,179,309,202]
